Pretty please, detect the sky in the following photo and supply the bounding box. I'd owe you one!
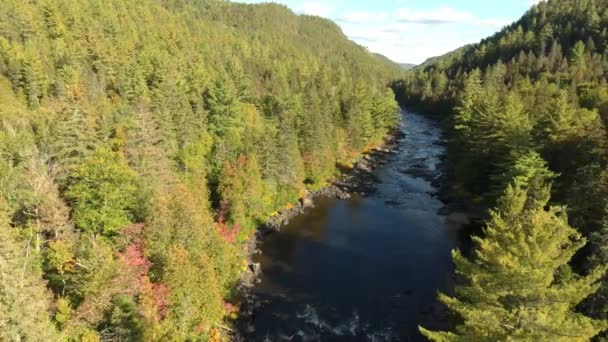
[236,0,545,64]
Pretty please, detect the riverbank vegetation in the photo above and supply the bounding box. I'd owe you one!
[392,0,608,339]
[0,0,400,340]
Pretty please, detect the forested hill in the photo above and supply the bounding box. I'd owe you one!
[0,0,401,340]
[392,0,608,340]
[395,0,608,113]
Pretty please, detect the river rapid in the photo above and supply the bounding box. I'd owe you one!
[244,111,464,341]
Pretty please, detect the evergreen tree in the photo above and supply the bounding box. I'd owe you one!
[371,87,400,141]
[47,101,97,171]
[0,200,61,341]
[421,162,607,341]
[347,83,374,151]
[490,151,557,205]
[102,295,145,341]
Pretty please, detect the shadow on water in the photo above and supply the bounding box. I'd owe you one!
[246,111,468,341]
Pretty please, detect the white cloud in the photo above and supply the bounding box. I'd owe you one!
[397,7,474,24]
[338,11,389,24]
[339,19,477,64]
[298,2,332,17]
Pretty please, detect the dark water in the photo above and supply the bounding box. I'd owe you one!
[248,111,461,341]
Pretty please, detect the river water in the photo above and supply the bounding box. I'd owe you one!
[246,111,462,341]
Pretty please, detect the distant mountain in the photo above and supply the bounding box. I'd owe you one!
[398,63,416,70]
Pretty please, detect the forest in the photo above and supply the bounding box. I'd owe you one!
[392,0,608,340]
[0,0,401,340]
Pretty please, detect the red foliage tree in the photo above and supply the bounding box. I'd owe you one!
[215,200,241,244]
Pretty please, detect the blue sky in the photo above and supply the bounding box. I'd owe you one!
[236,0,544,64]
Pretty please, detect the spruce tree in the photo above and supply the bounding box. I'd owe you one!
[47,101,97,173]
[421,158,607,341]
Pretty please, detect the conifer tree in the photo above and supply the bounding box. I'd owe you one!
[421,158,607,341]
[490,151,556,205]
[371,87,400,141]
[48,101,97,174]
[0,200,61,341]
[347,83,374,150]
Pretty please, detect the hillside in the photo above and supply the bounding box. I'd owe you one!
[394,0,608,113]
[0,0,401,340]
[399,63,416,70]
[392,0,608,340]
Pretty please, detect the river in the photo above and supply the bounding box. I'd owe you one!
[245,111,463,341]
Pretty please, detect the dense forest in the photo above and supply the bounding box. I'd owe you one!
[0,0,401,340]
[392,0,608,340]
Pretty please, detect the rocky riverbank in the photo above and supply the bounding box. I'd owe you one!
[259,129,405,234]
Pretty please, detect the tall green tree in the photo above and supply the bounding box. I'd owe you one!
[65,148,138,236]
[0,201,61,341]
[164,247,224,339]
[421,160,607,341]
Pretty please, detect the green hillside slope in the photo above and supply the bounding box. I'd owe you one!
[0,0,400,340]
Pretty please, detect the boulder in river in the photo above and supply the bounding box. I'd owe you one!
[300,195,314,208]
[249,262,261,275]
[356,161,373,173]
[446,212,471,225]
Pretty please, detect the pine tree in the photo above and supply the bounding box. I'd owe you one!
[48,101,97,173]
[371,87,399,142]
[102,295,145,341]
[490,151,557,206]
[346,83,374,151]
[205,78,246,182]
[538,91,591,145]
[0,200,61,341]
[421,163,607,341]
[453,69,483,137]
[20,46,47,109]
[570,41,587,70]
